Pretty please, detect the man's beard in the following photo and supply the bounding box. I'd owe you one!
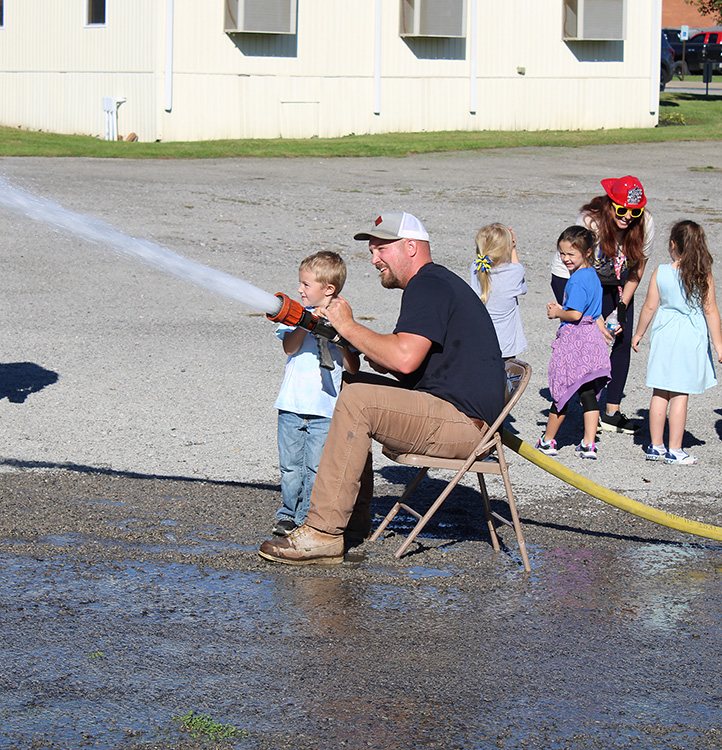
[379,268,401,289]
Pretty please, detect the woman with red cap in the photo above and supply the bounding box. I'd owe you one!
[551,176,655,434]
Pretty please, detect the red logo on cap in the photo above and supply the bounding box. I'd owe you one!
[375,216,383,226]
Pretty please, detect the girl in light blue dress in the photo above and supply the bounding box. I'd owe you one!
[632,221,722,465]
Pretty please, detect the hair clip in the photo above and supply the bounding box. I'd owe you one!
[474,254,492,273]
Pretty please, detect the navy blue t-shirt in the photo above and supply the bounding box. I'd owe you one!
[394,262,505,425]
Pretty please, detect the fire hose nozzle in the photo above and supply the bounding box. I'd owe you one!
[266,292,349,347]
[267,292,305,327]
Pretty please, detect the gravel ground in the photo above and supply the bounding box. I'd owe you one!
[1,145,721,491]
[0,145,721,749]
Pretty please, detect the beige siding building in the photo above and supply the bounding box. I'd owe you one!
[0,0,663,142]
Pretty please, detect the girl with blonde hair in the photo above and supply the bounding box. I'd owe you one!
[469,223,528,359]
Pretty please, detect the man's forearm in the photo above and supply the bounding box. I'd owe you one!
[339,321,427,375]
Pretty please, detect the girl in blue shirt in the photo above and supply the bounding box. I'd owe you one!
[537,227,611,459]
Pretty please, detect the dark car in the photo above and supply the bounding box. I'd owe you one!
[664,27,682,45]
[661,31,675,89]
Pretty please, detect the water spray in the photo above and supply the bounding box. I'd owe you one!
[0,178,346,360]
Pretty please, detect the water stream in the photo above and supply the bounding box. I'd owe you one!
[0,177,282,316]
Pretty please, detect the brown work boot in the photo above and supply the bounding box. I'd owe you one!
[258,524,344,565]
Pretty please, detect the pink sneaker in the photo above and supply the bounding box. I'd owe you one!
[575,441,598,459]
[535,436,558,456]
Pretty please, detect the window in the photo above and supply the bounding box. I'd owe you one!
[224,0,297,34]
[399,0,467,38]
[88,0,106,25]
[563,0,625,41]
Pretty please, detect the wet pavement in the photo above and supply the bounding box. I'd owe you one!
[1,470,721,750]
[1,146,722,748]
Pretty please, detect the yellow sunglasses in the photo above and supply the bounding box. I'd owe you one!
[612,202,644,219]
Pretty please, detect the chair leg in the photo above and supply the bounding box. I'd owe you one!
[477,473,501,553]
[369,467,429,542]
[394,475,461,558]
[496,450,531,572]
[369,502,402,541]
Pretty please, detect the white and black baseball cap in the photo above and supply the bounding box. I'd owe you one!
[354,211,429,242]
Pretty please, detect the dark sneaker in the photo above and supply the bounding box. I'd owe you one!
[599,411,640,434]
[645,445,666,461]
[272,518,298,536]
[259,524,344,565]
[575,441,598,459]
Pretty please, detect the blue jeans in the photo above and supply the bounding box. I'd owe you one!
[277,411,332,525]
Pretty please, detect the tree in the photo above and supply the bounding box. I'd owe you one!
[685,0,722,24]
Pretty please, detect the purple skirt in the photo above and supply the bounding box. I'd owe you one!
[548,316,611,411]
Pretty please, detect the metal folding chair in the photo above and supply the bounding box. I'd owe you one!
[370,359,532,571]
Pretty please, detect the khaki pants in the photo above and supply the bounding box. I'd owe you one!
[305,380,484,535]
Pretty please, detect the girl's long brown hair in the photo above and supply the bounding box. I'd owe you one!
[580,195,647,281]
[670,220,713,307]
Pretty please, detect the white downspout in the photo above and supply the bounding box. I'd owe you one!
[374,0,382,115]
[469,0,477,114]
[650,0,661,117]
[165,0,174,112]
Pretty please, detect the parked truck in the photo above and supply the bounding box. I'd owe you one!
[666,28,722,75]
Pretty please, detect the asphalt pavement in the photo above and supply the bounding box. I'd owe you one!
[1,145,722,749]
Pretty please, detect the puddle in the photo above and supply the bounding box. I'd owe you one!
[1,542,721,749]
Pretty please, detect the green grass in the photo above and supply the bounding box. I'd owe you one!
[671,73,722,83]
[173,711,246,741]
[1,91,720,159]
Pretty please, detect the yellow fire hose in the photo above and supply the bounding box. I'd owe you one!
[502,430,722,542]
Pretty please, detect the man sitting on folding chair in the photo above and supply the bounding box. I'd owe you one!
[259,211,506,565]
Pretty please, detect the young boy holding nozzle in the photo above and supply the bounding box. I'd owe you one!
[271,251,359,537]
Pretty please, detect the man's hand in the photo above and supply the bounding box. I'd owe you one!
[319,295,354,336]
[321,295,431,375]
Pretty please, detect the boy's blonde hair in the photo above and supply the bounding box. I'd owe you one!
[299,251,347,295]
[474,224,513,304]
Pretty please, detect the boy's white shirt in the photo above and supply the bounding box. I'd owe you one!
[273,318,344,418]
